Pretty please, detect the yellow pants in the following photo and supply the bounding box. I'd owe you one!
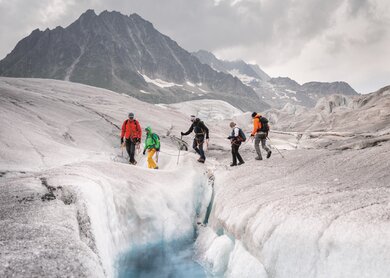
[147,149,158,169]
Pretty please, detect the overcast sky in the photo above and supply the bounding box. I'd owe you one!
[0,0,389,93]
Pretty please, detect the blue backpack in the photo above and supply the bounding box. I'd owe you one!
[238,128,246,142]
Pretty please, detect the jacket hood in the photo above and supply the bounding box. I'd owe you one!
[145,126,152,133]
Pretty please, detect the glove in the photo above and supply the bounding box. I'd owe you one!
[156,148,160,152]
[227,136,233,140]
[181,132,184,136]
[135,138,140,143]
[121,137,124,144]
[143,149,146,155]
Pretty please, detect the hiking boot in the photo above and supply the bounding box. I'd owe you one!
[154,166,159,170]
[255,156,263,160]
[198,158,205,163]
[130,160,137,165]
[267,151,272,159]
[230,163,237,167]
[238,161,245,165]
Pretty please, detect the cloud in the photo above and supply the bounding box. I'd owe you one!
[0,0,389,93]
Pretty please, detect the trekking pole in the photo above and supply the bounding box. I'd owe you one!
[267,137,285,159]
[156,150,159,163]
[177,135,182,165]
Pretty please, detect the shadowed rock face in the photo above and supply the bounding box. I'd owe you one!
[0,10,269,112]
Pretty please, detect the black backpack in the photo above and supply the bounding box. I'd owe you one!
[238,128,246,142]
[259,117,270,133]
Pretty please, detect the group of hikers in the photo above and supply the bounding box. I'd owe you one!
[120,111,272,169]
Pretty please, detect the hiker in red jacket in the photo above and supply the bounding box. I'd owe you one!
[121,112,142,164]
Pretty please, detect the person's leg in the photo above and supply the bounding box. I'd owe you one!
[261,136,272,158]
[147,149,157,169]
[236,144,244,164]
[125,139,132,162]
[261,137,271,153]
[254,133,262,160]
[198,140,205,160]
[193,139,201,155]
[231,145,237,165]
[129,140,136,163]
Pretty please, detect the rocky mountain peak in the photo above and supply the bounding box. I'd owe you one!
[0,10,269,112]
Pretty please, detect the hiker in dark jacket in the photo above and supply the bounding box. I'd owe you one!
[227,122,245,167]
[120,112,142,165]
[181,115,209,163]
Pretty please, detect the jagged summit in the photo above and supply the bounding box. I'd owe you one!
[0,10,268,111]
[193,49,270,82]
[193,50,358,109]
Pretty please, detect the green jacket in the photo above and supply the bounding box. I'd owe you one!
[144,127,160,150]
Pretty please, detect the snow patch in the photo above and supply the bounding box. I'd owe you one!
[138,72,183,88]
[228,69,258,85]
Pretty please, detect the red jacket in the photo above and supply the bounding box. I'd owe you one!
[121,119,142,140]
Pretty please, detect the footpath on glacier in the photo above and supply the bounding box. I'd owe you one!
[1,77,390,278]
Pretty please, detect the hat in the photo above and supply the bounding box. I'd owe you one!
[251,112,257,118]
[128,112,134,118]
[229,122,236,128]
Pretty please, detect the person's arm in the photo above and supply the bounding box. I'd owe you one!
[136,121,142,141]
[201,122,209,139]
[251,118,259,136]
[121,120,126,143]
[181,124,194,136]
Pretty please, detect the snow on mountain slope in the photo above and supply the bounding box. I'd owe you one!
[0,77,212,277]
[263,87,390,150]
[159,99,243,121]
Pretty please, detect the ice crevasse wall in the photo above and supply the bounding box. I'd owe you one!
[194,149,390,278]
[74,159,211,277]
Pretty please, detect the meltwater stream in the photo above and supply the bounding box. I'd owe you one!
[117,238,206,278]
[116,168,215,278]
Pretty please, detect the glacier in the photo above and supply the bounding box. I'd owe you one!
[1,77,390,278]
[0,78,212,277]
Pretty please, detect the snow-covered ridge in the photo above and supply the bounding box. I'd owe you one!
[158,99,243,121]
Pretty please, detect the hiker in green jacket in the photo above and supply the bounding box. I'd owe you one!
[143,126,160,169]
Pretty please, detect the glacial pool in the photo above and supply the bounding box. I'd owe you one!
[117,239,207,278]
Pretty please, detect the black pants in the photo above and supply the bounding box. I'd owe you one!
[125,138,136,163]
[231,143,244,165]
[193,136,205,160]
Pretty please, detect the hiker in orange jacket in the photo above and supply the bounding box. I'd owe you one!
[250,112,271,160]
[120,112,142,165]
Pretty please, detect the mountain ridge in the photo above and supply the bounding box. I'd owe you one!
[0,9,269,112]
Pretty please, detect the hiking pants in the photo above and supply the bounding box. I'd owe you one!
[147,148,158,169]
[126,138,136,163]
[231,143,244,165]
[193,136,205,160]
[254,132,270,159]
